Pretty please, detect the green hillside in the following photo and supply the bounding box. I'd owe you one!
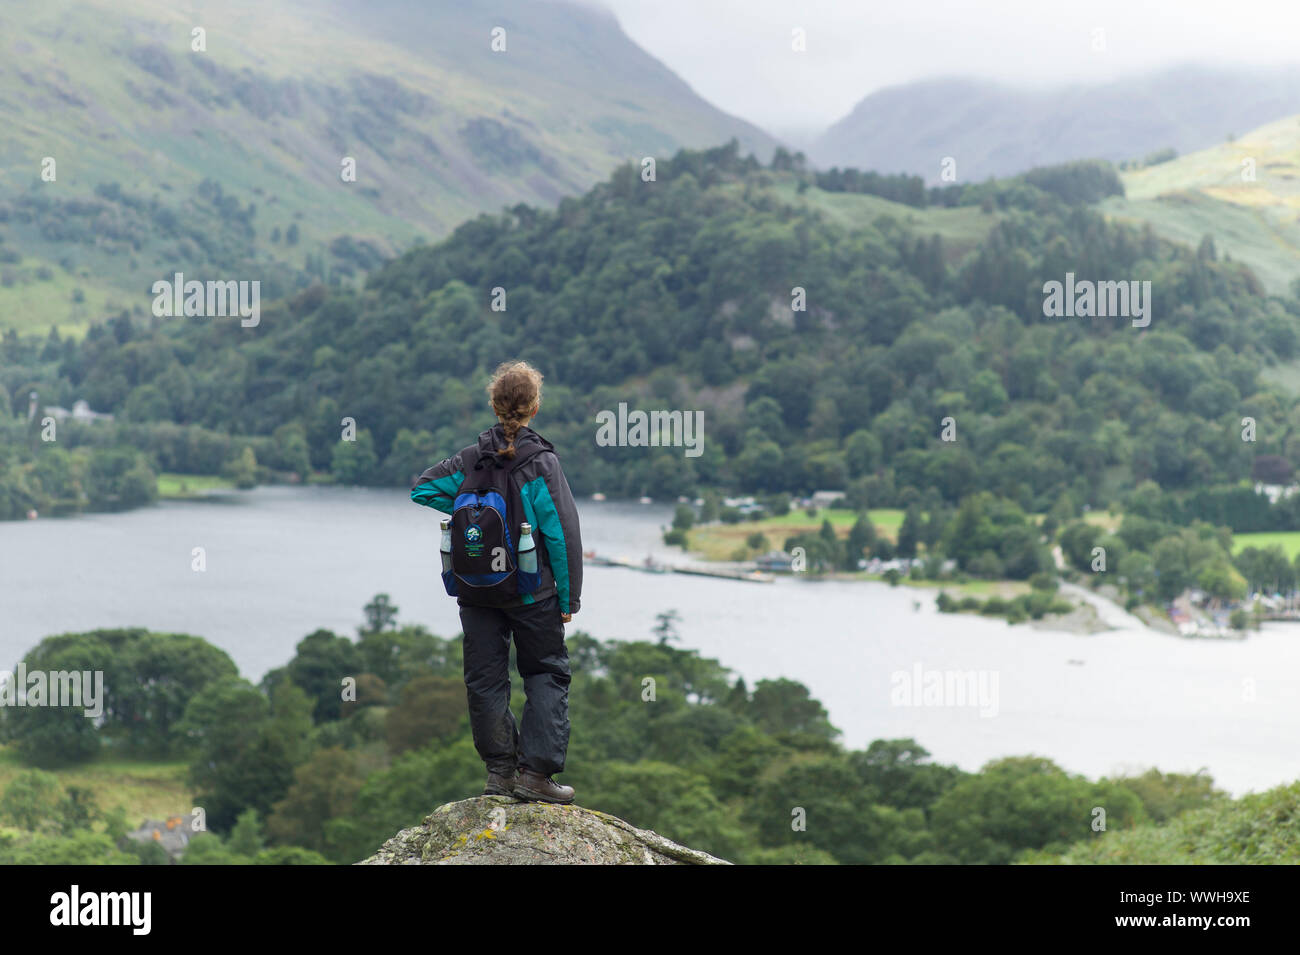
[1042,781,1300,864]
[0,0,774,335]
[1101,113,1300,295]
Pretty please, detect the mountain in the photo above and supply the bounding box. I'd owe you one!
[812,66,1300,183]
[0,0,775,334]
[1099,111,1300,296]
[358,796,731,864]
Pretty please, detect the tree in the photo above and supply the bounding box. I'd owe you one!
[179,678,298,832]
[330,430,378,485]
[362,594,399,633]
[1252,454,1292,486]
[227,809,266,857]
[652,610,681,646]
[1151,536,1194,602]
[2,631,116,766]
[748,679,838,742]
[1198,558,1246,606]
[357,624,458,687]
[284,629,364,722]
[587,760,746,862]
[745,756,929,863]
[113,631,241,755]
[850,739,963,812]
[267,747,364,858]
[844,429,882,477]
[1111,769,1220,824]
[896,505,922,559]
[385,676,465,755]
[844,513,876,570]
[227,446,258,490]
[324,738,484,863]
[0,770,63,833]
[1118,551,1157,597]
[672,504,695,532]
[1059,522,1101,572]
[57,786,101,836]
[930,756,1145,863]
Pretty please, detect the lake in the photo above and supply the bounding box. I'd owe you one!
[3,486,1299,796]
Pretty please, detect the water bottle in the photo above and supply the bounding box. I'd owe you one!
[440,518,453,574]
[518,522,537,574]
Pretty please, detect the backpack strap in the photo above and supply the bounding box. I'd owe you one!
[460,444,485,479]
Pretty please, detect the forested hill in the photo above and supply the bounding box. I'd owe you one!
[5,145,1300,531]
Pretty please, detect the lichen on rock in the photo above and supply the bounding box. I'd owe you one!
[357,796,731,865]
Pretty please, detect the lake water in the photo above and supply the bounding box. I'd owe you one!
[3,486,1299,796]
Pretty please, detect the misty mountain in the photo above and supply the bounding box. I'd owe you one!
[812,65,1300,183]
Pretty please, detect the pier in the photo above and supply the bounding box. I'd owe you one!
[585,552,774,583]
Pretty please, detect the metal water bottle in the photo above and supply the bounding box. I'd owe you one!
[440,518,453,573]
[519,522,537,574]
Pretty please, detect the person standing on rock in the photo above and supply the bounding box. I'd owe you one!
[411,360,583,804]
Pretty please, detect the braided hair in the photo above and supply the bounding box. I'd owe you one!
[486,360,543,460]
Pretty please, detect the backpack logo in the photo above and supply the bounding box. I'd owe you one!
[463,523,485,557]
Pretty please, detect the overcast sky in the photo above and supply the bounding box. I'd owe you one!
[593,0,1300,138]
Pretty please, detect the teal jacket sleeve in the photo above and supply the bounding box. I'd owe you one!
[410,451,466,514]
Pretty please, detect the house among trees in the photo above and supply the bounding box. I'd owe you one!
[45,399,116,424]
[756,550,794,572]
[126,815,191,861]
[808,490,846,509]
[1253,481,1298,505]
[27,392,115,424]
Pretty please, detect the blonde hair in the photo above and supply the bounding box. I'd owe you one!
[486,360,543,459]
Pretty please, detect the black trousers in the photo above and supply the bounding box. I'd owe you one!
[459,594,570,777]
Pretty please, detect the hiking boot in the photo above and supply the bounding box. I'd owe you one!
[513,769,575,804]
[484,769,518,796]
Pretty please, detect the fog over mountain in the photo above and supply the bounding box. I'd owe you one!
[808,65,1300,181]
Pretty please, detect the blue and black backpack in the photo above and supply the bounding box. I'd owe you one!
[443,443,543,602]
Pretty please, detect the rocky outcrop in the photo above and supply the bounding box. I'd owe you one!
[358,796,731,865]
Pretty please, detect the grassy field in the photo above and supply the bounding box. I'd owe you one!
[0,746,191,829]
[1080,509,1123,534]
[903,577,1031,598]
[1261,358,1300,397]
[758,181,1006,260]
[685,507,904,561]
[156,473,236,499]
[1099,112,1300,296]
[1232,531,1300,559]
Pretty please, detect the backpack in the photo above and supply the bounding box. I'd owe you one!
[442,443,543,603]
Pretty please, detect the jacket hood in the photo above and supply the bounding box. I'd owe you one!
[476,423,554,457]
